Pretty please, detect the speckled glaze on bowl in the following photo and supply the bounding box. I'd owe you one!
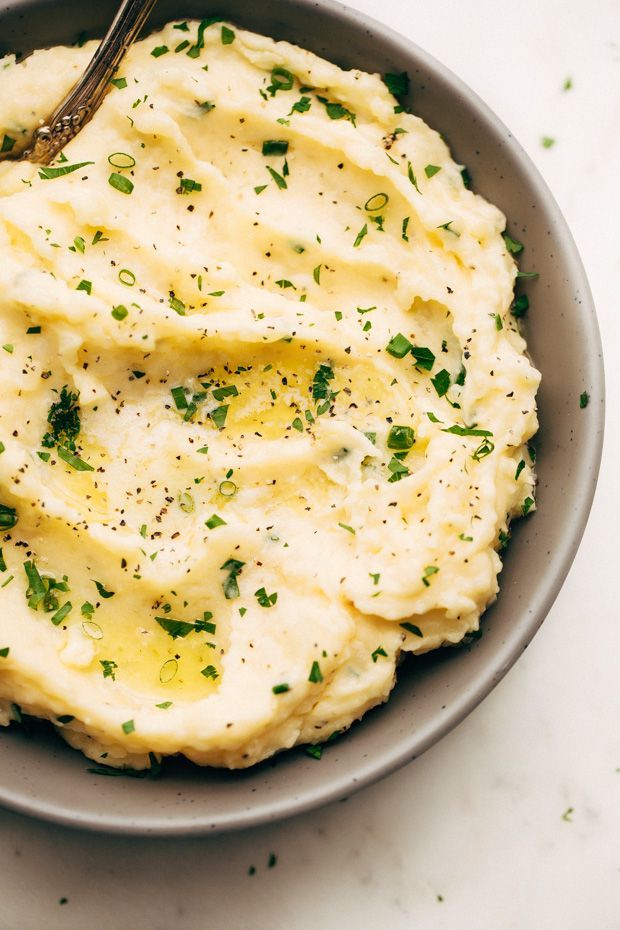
[0,0,604,835]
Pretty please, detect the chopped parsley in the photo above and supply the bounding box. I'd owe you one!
[201,664,219,681]
[407,162,421,193]
[579,391,589,409]
[400,621,423,637]
[221,558,244,599]
[308,660,323,683]
[371,646,387,662]
[424,164,441,178]
[431,369,450,397]
[511,295,529,318]
[94,580,115,599]
[1,134,16,153]
[411,346,435,371]
[100,659,118,680]
[255,587,278,607]
[422,566,439,587]
[502,232,524,254]
[38,161,94,180]
[387,456,409,482]
[221,25,235,44]
[42,386,81,450]
[383,72,409,97]
[266,165,287,189]
[209,404,229,429]
[0,647,9,658]
[316,96,356,125]
[522,497,535,516]
[205,513,226,529]
[515,460,526,480]
[290,96,311,114]
[121,719,135,734]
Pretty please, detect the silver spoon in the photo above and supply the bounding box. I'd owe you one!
[2,0,157,165]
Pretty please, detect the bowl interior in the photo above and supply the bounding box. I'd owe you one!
[0,0,604,834]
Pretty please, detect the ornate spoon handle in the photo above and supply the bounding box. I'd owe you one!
[26,0,157,164]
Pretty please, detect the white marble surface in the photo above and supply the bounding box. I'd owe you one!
[1,1,618,927]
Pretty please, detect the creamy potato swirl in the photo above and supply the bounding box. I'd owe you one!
[0,20,539,769]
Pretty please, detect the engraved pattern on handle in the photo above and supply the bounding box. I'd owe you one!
[26,0,157,164]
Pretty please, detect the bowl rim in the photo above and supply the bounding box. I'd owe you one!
[0,0,605,835]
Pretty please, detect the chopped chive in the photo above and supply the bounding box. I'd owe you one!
[151,45,169,57]
[179,178,202,193]
[168,295,186,315]
[50,601,72,626]
[57,446,94,471]
[205,513,226,529]
[387,425,415,450]
[353,224,368,247]
[262,139,289,156]
[272,683,290,694]
[308,660,323,683]
[108,173,134,195]
[121,719,135,734]
[386,332,413,358]
[108,152,136,169]
[364,192,389,212]
[221,25,235,44]
[111,305,128,321]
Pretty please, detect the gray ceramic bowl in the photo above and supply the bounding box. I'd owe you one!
[0,0,604,835]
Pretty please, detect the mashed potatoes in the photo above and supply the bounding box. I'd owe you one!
[0,20,539,769]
